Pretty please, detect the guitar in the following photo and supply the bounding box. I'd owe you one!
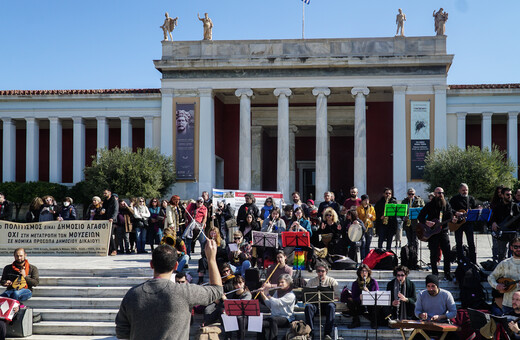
[416,218,450,242]
[497,277,520,293]
[491,213,520,241]
[448,210,467,232]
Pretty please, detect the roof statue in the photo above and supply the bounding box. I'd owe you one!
[160,12,178,41]
[433,8,448,36]
[197,12,213,40]
[396,9,406,37]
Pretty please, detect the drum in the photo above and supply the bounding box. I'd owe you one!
[348,223,364,242]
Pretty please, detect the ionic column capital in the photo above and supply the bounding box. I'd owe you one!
[289,124,299,134]
[392,85,407,94]
[456,112,467,119]
[274,88,292,98]
[251,125,263,134]
[120,116,131,122]
[312,87,331,97]
[72,117,84,124]
[144,116,155,121]
[327,125,333,133]
[161,88,175,97]
[25,117,37,123]
[2,118,13,124]
[235,88,253,98]
[508,111,519,118]
[198,88,213,97]
[482,112,493,119]
[433,85,448,93]
[351,87,370,97]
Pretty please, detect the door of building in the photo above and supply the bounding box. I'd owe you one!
[297,161,316,201]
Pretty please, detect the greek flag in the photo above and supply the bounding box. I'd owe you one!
[301,0,310,4]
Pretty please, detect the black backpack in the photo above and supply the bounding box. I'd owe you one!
[455,260,489,310]
[400,245,419,270]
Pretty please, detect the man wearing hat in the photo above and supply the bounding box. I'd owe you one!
[416,275,456,322]
[507,291,520,337]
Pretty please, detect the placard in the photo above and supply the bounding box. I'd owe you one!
[0,220,111,255]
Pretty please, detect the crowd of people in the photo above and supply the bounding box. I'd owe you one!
[3,182,520,339]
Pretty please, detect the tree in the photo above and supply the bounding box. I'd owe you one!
[422,145,517,201]
[82,148,176,199]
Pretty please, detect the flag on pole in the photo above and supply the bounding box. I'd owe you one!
[301,0,310,4]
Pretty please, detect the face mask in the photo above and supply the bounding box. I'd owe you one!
[63,202,70,207]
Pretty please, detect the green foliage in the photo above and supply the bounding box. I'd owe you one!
[0,181,69,220]
[423,145,518,201]
[82,147,176,199]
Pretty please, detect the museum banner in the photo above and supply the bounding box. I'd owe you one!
[212,189,284,215]
[410,101,431,179]
[0,220,111,256]
[175,102,196,180]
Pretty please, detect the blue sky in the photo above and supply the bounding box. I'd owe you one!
[0,0,518,90]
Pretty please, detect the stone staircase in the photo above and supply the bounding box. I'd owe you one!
[4,254,493,340]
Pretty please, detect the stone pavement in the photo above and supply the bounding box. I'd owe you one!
[1,232,496,340]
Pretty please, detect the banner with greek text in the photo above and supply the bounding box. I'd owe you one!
[0,220,111,256]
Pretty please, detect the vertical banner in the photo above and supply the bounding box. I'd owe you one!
[410,101,430,179]
[175,102,196,179]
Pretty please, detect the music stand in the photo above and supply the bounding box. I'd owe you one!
[361,291,391,340]
[282,231,311,280]
[465,209,480,222]
[479,208,492,222]
[224,299,261,340]
[303,287,335,340]
[384,204,408,218]
[408,208,428,269]
[252,231,278,275]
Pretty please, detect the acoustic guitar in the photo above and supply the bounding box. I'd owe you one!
[416,218,451,242]
[10,275,26,290]
[497,277,520,293]
[448,209,467,232]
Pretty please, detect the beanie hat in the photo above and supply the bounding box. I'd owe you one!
[425,274,439,287]
[361,194,368,201]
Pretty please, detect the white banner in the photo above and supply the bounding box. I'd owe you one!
[0,220,111,256]
[212,189,284,215]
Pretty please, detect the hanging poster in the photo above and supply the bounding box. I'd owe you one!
[410,101,430,179]
[175,102,196,179]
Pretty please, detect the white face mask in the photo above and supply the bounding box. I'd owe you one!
[63,202,70,207]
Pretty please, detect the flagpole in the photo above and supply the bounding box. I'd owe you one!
[302,0,305,39]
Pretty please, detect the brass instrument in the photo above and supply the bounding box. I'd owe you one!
[161,234,176,247]
[383,198,390,225]
[406,200,412,227]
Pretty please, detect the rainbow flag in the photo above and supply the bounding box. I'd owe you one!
[293,248,306,270]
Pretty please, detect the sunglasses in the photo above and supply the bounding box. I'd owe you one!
[505,194,512,197]
[396,274,406,277]
[234,237,241,240]
[408,193,414,196]
[512,245,520,249]
[435,192,444,195]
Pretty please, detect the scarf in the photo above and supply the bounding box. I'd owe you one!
[356,276,371,290]
[12,260,29,289]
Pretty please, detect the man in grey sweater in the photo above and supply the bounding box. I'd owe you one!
[115,241,223,340]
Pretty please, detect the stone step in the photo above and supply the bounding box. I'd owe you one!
[25,297,122,309]
[33,286,130,298]
[38,276,146,286]
[7,337,117,340]
[35,309,118,322]
[33,321,116,336]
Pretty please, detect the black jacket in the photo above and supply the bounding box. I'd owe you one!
[102,195,119,221]
[0,200,13,221]
[417,200,453,232]
[449,194,477,212]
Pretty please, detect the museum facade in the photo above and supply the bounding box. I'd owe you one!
[1,36,519,201]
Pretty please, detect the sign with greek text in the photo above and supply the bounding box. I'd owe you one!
[0,220,111,256]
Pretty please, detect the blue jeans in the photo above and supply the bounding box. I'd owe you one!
[362,228,373,260]
[234,260,251,276]
[136,227,147,253]
[1,288,32,302]
[177,254,190,272]
[185,230,206,257]
[155,228,164,245]
[305,302,336,336]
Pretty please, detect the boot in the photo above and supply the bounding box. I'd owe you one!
[348,316,361,329]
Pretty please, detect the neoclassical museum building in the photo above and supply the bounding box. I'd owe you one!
[1,35,519,201]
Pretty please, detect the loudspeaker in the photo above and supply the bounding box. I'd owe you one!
[6,307,32,337]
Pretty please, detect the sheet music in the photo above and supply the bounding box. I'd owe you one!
[248,314,264,332]
[221,314,239,332]
[228,243,238,252]
[361,291,392,306]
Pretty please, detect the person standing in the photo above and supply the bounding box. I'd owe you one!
[401,188,425,252]
[317,192,340,218]
[237,193,260,225]
[0,193,12,221]
[102,189,119,256]
[449,183,478,263]
[184,197,208,257]
[417,187,454,281]
[374,188,397,250]
[490,187,520,263]
[115,241,223,340]
[343,187,361,211]
[357,194,376,260]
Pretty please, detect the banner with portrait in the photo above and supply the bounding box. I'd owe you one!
[0,220,111,255]
[410,101,431,179]
[175,102,196,180]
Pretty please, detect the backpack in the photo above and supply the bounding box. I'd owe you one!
[285,320,311,340]
[363,248,395,269]
[400,245,418,270]
[455,260,490,310]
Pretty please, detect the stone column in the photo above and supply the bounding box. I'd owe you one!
[72,117,85,183]
[289,125,298,195]
[351,87,370,196]
[160,88,174,156]
[434,85,448,149]
[144,116,154,149]
[120,116,132,149]
[508,111,519,178]
[392,86,407,200]
[251,125,263,191]
[25,118,39,182]
[456,112,467,149]
[49,117,62,183]
[199,88,216,193]
[235,88,254,191]
[274,88,292,201]
[96,116,109,152]
[2,118,16,182]
[481,112,493,150]
[312,87,331,202]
